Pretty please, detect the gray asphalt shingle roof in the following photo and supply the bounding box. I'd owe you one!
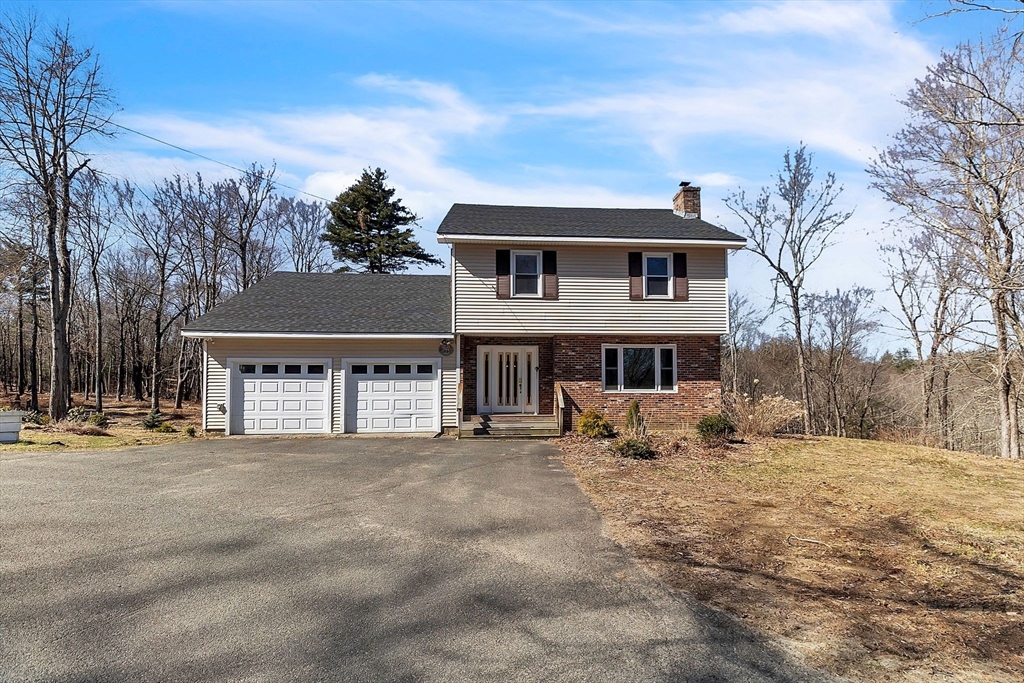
[436,203,746,242]
[183,272,451,335]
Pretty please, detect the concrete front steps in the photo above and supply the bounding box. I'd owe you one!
[459,414,561,438]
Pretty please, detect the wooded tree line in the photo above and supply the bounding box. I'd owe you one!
[0,162,335,413]
[723,31,1024,459]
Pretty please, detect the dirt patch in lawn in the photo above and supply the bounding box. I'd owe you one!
[1,396,207,452]
[558,434,1024,682]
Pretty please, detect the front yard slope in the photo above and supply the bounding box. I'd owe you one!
[558,434,1024,682]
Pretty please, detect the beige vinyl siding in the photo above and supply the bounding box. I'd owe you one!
[204,342,226,430]
[202,337,456,432]
[454,243,730,334]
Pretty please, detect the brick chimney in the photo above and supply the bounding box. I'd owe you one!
[672,182,701,219]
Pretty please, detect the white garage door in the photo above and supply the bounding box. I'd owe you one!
[345,361,438,433]
[230,360,331,434]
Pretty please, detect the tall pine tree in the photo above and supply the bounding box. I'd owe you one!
[321,168,443,273]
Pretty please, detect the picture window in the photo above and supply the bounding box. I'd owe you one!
[602,345,676,392]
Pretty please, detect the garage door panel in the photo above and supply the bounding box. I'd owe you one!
[345,361,438,434]
[231,360,331,435]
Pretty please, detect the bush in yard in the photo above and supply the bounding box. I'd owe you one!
[142,410,166,430]
[622,401,647,438]
[611,436,656,460]
[577,408,615,438]
[67,406,88,423]
[87,412,108,427]
[696,414,736,446]
[154,423,177,434]
[183,425,197,437]
[725,391,803,436]
[21,410,45,425]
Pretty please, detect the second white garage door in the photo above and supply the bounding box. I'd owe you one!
[345,361,439,433]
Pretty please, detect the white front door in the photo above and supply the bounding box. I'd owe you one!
[345,361,439,433]
[230,360,331,434]
[477,346,539,414]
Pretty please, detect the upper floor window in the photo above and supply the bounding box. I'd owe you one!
[512,250,541,297]
[644,253,671,298]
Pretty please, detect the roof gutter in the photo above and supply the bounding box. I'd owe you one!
[181,331,453,339]
[436,233,747,248]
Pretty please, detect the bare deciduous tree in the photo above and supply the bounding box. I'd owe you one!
[725,146,854,433]
[0,14,114,419]
[869,34,1024,458]
[276,196,333,272]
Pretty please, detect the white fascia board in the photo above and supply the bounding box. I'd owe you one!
[181,331,453,339]
[437,233,747,249]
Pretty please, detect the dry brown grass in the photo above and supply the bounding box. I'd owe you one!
[2,396,205,452]
[558,433,1024,682]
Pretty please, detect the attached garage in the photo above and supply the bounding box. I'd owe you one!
[345,360,439,433]
[229,360,331,434]
[182,273,456,436]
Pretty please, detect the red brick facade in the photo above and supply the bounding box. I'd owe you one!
[460,334,721,429]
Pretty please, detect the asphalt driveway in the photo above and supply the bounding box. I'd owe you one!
[1,437,828,682]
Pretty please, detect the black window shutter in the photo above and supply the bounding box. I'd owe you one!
[496,250,511,276]
[542,251,557,274]
[673,252,687,278]
[628,252,642,277]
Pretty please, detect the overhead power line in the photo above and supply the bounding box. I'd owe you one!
[106,119,439,235]
[108,120,333,203]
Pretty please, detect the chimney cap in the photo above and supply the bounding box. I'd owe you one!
[679,181,691,187]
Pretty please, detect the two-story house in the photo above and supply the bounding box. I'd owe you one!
[182,184,746,436]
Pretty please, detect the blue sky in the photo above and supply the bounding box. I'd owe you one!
[11,0,1017,343]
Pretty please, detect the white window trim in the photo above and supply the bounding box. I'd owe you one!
[601,344,677,393]
[511,249,543,298]
[643,252,673,300]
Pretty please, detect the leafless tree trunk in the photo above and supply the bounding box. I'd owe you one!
[71,170,112,412]
[116,181,184,412]
[725,146,854,433]
[0,15,113,420]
